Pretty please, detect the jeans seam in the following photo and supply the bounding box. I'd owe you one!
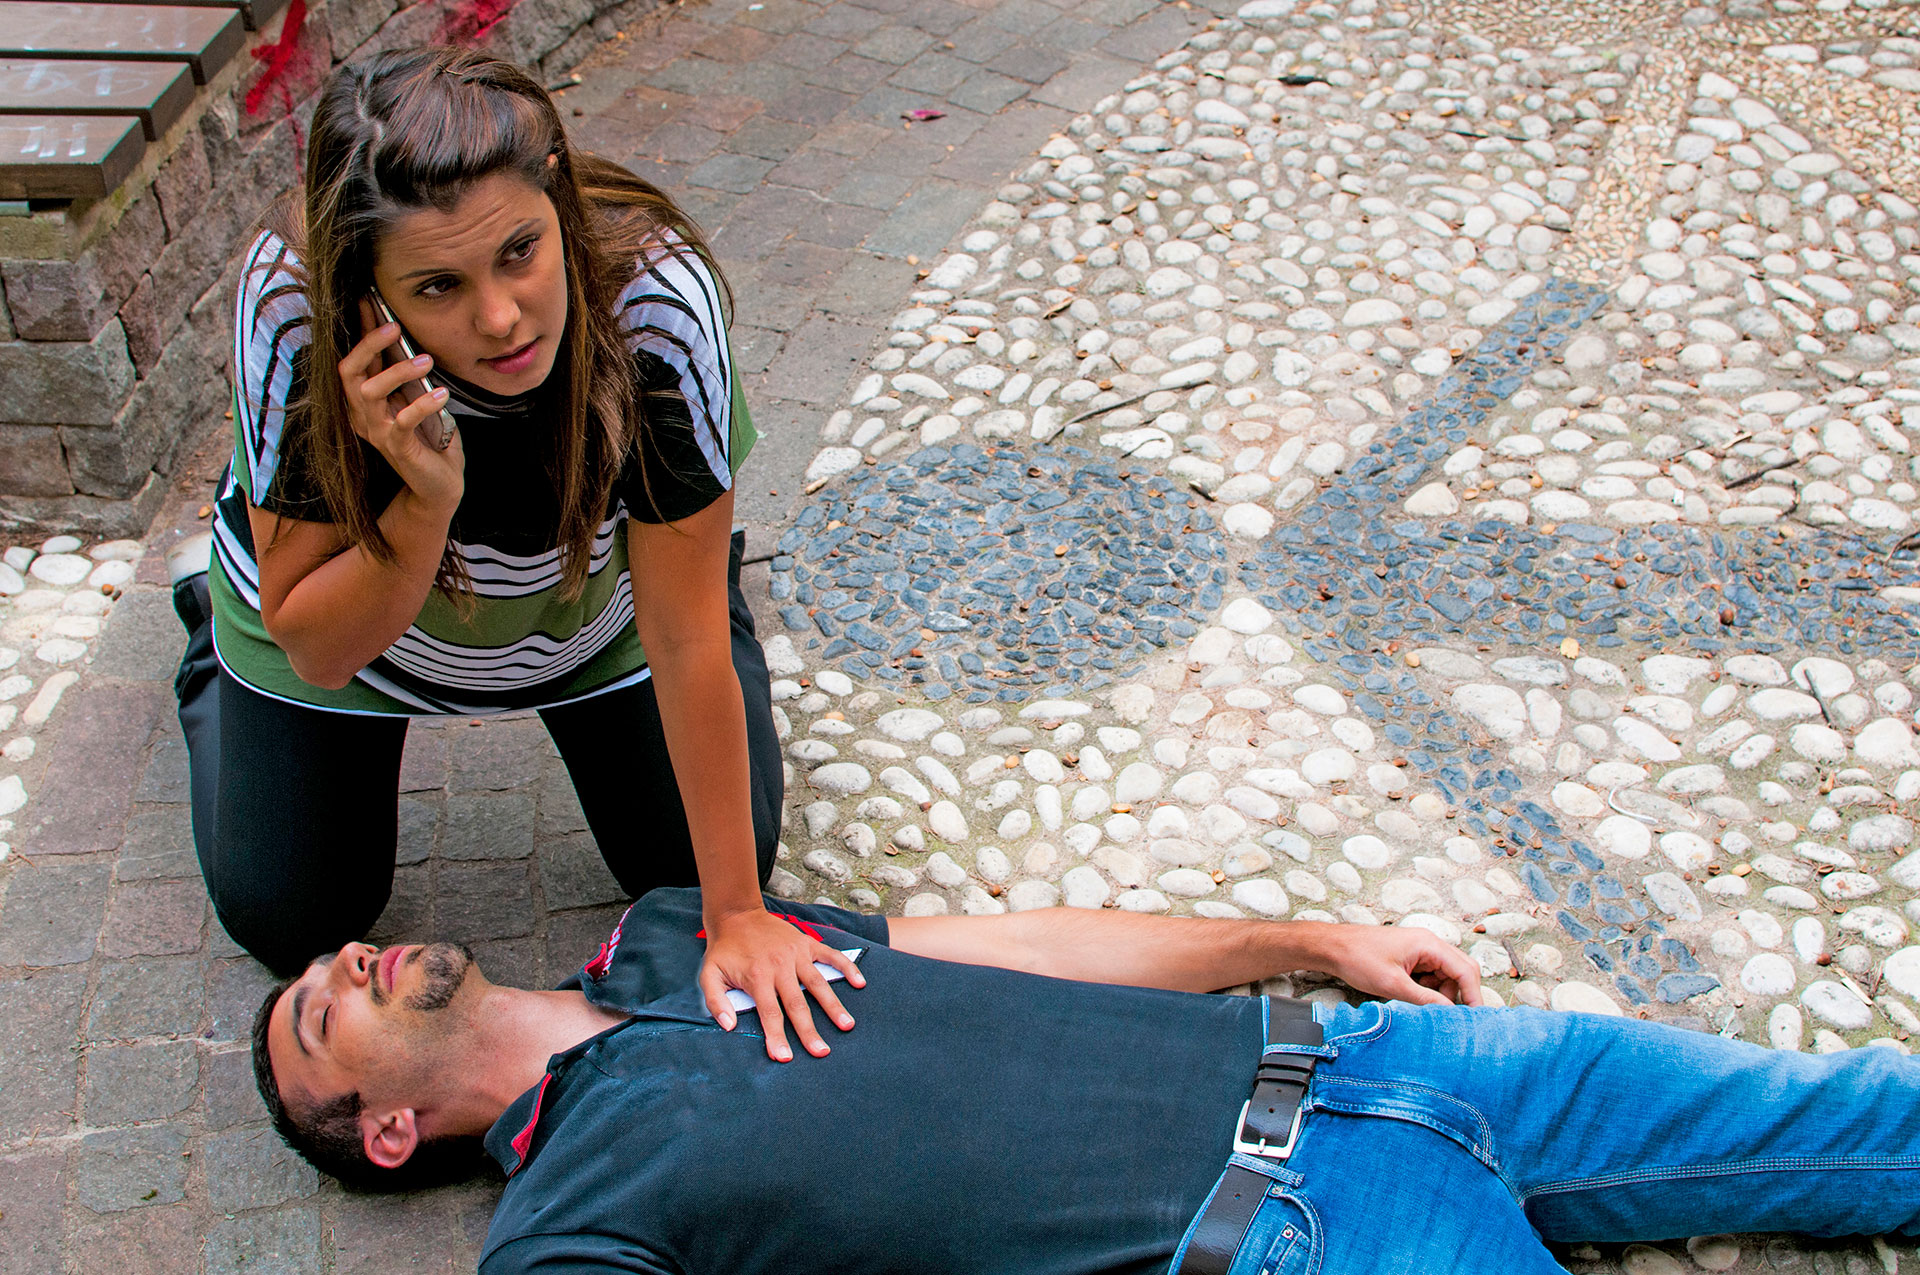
[1311,1074,1498,1156]
[1520,1155,1920,1203]
[1320,1002,1395,1048]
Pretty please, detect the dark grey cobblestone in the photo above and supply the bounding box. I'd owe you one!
[74,1124,190,1213]
[84,1039,201,1124]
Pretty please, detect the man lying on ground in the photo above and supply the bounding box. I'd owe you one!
[254,889,1920,1274]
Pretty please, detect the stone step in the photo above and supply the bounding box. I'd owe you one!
[0,58,195,141]
[0,2,245,85]
[0,113,143,199]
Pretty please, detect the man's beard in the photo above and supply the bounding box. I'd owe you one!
[368,943,474,1012]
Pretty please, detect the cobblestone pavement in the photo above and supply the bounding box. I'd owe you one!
[6,0,1920,1271]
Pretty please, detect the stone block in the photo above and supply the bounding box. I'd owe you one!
[536,763,590,835]
[0,195,164,340]
[204,1123,320,1212]
[0,469,168,540]
[18,682,164,856]
[435,862,536,940]
[205,1207,322,1275]
[88,955,204,1039]
[205,956,281,1044]
[399,725,449,792]
[0,860,110,966]
[447,715,549,792]
[150,117,296,349]
[151,128,211,241]
[98,878,207,957]
[366,861,431,943]
[233,5,334,144]
[480,0,595,68]
[327,1182,499,1275]
[84,1039,201,1124]
[204,1044,268,1129]
[66,319,223,497]
[331,0,401,58]
[0,970,84,1142]
[119,271,163,376]
[0,1151,67,1275]
[0,424,75,497]
[442,790,536,861]
[473,935,540,989]
[395,794,440,865]
[74,1124,189,1213]
[92,585,189,683]
[70,1206,200,1275]
[538,832,625,910]
[135,733,193,803]
[0,319,136,427]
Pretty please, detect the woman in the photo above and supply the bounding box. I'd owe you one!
[172,46,860,1063]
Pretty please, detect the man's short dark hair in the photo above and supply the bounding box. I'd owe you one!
[251,976,495,1192]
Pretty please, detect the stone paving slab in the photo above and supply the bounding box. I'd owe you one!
[4,0,1920,1271]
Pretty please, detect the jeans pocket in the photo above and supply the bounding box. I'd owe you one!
[1234,1191,1320,1275]
[1316,999,1394,1049]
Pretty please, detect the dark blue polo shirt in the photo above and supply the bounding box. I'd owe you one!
[479,888,1266,1275]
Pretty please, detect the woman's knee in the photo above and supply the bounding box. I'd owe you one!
[204,839,391,975]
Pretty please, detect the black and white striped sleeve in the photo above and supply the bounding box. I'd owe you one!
[616,244,738,524]
[231,230,326,516]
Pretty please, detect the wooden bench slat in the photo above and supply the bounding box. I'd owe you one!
[0,4,245,85]
[0,113,145,199]
[72,0,289,34]
[0,59,194,141]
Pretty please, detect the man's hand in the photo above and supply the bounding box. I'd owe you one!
[1317,924,1485,1007]
[699,908,866,1062]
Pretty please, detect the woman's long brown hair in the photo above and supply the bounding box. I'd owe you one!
[260,45,728,602]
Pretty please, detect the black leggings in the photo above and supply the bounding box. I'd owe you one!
[175,538,783,975]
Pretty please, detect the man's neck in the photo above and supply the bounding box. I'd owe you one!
[437,988,627,1137]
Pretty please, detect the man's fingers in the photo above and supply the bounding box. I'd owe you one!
[1425,941,1484,1007]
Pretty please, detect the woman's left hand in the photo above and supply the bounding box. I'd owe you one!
[699,907,867,1062]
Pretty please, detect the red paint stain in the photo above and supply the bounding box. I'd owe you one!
[244,0,307,118]
[440,0,521,44]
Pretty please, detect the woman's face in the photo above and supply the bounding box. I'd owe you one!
[370,170,569,397]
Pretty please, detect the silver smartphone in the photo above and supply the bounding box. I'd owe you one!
[368,289,457,451]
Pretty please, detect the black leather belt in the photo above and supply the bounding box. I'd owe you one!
[1175,997,1323,1275]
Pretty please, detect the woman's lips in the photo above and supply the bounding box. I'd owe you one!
[483,338,538,375]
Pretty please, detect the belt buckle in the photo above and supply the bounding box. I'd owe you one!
[1232,1098,1306,1160]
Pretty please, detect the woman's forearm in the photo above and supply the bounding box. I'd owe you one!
[644,639,765,924]
[257,490,455,689]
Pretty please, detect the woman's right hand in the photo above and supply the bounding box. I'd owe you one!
[340,298,466,514]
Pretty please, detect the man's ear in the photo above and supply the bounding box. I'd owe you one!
[361,1106,421,1170]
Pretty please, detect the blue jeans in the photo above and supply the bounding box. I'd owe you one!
[1170,1001,1920,1274]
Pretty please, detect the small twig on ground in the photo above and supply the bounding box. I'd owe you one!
[1063,390,1155,427]
[1187,481,1216,503]
[1887,529,1920,561]
[1041,297,1075,319]
[1725,457,1797,488]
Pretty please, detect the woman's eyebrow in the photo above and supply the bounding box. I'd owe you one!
[393,220,544,282]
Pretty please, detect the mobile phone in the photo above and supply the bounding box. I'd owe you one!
[368,289,457,451]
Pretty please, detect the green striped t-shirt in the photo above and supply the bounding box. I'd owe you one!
[209,229,756,716]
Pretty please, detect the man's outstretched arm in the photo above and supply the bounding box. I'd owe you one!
[888,909,1485,1006]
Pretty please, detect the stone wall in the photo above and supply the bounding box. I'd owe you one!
[0,0,660,537]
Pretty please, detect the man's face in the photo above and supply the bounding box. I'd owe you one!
[267,941,480,1155]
